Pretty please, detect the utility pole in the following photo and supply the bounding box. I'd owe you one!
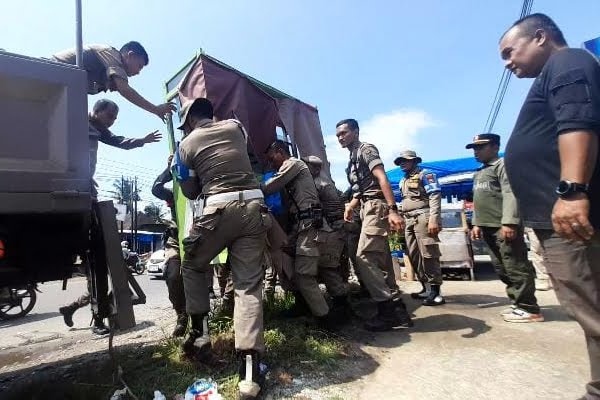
[133,177,138,253]
[129,177,134,251]
[120,175,124,234]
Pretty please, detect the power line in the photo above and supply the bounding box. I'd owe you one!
[482,0,534,133]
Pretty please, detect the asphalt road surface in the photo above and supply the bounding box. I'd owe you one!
[0,273,172,349]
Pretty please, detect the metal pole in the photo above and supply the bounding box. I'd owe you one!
[134,177,138,252]
[120,176,124,234]
[75,0,83,67]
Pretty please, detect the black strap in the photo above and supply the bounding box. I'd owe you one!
[347,143,367,192]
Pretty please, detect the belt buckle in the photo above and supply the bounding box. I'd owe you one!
[238,191,246,206]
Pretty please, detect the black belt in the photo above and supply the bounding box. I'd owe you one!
[361,195,385,201]
[291,209,313,222]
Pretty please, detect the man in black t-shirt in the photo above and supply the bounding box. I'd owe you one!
[501,13,600,399]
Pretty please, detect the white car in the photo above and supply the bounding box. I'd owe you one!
[146,249,166,278]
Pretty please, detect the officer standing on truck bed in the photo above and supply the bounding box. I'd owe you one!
[53,41,175,121]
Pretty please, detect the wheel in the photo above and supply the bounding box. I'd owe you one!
[0,286,37,320]
[135,262,146,275]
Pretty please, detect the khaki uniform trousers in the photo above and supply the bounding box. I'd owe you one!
[317,228,349,297]
[524,227,549,280]
[355,199,395,302]
[182,199,270,352]
[290,221,329,317]
[536,230,600,399]
[404,212,443,285]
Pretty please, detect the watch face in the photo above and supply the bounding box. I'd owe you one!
[557,181,570,194]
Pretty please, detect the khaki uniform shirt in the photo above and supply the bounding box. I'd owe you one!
[314,175,344,231]
[400,168,442,224]
[178,119,259,199]
[88,115,144,197]
[53,45,128,94]
[346,141,384,199]
[472,158,520,227]
[261,158,319,215]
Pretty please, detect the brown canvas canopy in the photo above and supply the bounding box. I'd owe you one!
[176,53,330,176]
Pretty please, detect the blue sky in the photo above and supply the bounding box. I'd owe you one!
[3,0,600,198]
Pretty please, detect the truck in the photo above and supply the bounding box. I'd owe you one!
[162,50,331,246]
[0,50,139,326]
[0,50,91,318]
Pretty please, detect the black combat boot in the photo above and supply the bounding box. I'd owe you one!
[314,312,340,332]
[172,312,188,337]
[237,350,263,399]
[264,290,275,305]
[392,295,408,312]
[58,303,78,327]
[182,314,211,360]
[410,282,430,299]
[331,295,353,320]
[422,284,445,306]
[364,300,414,332]
[280,292,310,318]
[92,316,110,336]
[352,283,370,299]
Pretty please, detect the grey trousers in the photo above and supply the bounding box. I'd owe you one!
[535,230,600,399]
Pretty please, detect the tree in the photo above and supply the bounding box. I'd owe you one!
[144,203,164,222]
[110,177,140,214]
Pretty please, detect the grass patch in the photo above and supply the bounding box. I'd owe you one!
[128,294,346,398]
[6,293,348,400]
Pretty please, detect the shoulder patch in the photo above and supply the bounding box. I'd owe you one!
[362,146,376,159]
[425,173,436,184]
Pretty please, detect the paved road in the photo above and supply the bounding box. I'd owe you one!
[0,273,173,349]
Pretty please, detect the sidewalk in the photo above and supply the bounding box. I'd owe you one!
[325,278,588,400]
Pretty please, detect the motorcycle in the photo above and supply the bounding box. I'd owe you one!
[124,251,146,275]
[0,284,37,320]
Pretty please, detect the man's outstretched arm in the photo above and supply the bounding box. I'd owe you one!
[113,77,175,121]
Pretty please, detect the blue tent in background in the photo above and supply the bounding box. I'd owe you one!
[584,36,600,57]
[386,154,503,202]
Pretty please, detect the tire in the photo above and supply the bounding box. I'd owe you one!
[135,262,146,275]
[0,286,37,320]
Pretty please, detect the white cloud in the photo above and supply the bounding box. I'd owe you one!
[324,109,437,189]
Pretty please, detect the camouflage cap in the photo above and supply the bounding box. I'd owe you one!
[302,155,323,167]
[176,97,213,130]
[394,150,422,166]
